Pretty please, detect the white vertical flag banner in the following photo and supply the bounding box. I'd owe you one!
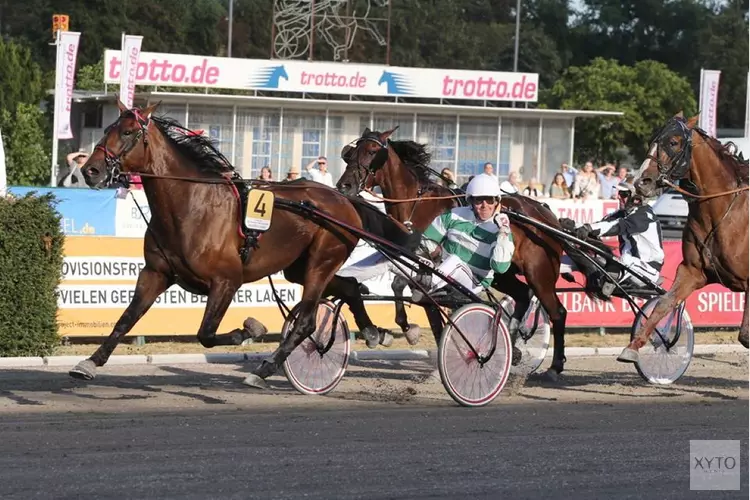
[119,34,143,109]
[0,127,6,197]
[698,69,721,137]
[54,31,81,140]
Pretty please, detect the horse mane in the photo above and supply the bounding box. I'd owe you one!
[694,128,749,185]
[151,115,237,177]
[388,140,433,184]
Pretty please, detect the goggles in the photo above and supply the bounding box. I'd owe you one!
[470,196,498,205]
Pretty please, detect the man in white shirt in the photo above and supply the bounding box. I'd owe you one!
[304,156,334,187]
[499,171,520,194]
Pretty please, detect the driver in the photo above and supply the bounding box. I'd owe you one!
[410,174,515,301]
[560,182,664,297]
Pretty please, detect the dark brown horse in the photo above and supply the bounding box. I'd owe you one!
[336,127,598,380]
[619,112,749,363]
[71,101,410,387]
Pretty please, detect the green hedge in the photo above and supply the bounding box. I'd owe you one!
[0,192,64,356]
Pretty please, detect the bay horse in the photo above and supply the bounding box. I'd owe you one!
[619,112,749,363]
[71,101,412,387]
[336,127,600,380]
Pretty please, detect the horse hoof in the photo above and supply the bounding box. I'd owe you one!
[543,368,559,383]
[379,331,394,348]
[738,332,749,349]
[511,346,522,366]
[69,359,97,381]
[361,326,380,349]
[617,347,639,364]
[405,324,421,346]
[242,374,269,390]
[243,317,268,340]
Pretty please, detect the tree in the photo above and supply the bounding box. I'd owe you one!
[0,38,45,115]
[1,102,51,186]
[542,58,696,163]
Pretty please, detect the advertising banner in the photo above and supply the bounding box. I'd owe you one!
[57,236,428,336]
[698,69,721,137]
[103,50,539,102]
[8,187,117,236]
[554,241,744,328]
[54,31,81,140]
[118,34,143,109]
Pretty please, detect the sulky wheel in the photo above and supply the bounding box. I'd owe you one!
[438,304,512,407]
[500,295,551,376]
[282,299,351,396]
[630,296,694,385]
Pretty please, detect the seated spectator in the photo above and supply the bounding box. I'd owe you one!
[59,151,89,187]
[572,161,601,201]
[258,166,273,181]
[439,168,456,188]
[500,171,520,194]
[285,167,301,181]
[483,162,497,179]
[549,173,571,199]
[597,163,619,199]
[522,177,543,198]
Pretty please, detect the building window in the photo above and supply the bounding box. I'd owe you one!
[540,119,572,187]
[251,126,273,176]
[457,118,498,186]
[237,109,280,179]
[417,116,456,174]
[301,129,322,169]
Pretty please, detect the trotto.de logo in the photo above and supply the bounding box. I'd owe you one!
[107,54,221,86]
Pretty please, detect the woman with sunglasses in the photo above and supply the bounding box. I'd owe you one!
[410,174,515,302]
[560,182,664,297]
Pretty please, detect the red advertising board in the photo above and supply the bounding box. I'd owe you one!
[556,241,745,328]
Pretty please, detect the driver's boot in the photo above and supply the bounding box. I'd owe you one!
[410,272,433,303]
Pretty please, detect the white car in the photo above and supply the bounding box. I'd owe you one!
[650,189,688,230]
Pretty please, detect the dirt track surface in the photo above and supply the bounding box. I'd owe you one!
[0,353,747,499]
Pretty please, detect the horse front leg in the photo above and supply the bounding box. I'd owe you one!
[392,274,421,345]
[618,262,706,363]
[69,267,172,380]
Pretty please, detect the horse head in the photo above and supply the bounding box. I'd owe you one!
[82,96,161,189]
[634,111,699,198]
[336,126,398,197]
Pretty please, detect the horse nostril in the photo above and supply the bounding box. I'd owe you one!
[88,167,100,177]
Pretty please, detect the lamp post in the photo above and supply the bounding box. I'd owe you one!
[228,0,234,57]
[513,0,521,72]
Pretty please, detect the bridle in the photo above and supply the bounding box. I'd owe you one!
[339,132,390,195]
[93,108,151,187]
[644,117,748,200]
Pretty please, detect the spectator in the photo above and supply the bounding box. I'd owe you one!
[500,171,520,194]
[258,166,273,181]
[549,173,571,199]
[558,162,577,192]
[483,162,497,179]
[59,151,89,187]
[617,166,629,183]
[459,175,475,192]
[522,177,542,198]
[572,161,601,201]
[304,156,334,187]
[597,163,619,199]
[285,167,301,181]
[439,168,456,187]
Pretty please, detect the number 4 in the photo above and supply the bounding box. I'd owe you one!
[254,193,267,217]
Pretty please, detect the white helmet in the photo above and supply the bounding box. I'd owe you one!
[465,174,502,198]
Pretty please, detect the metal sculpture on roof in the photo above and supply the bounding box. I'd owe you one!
[272,0,391,62]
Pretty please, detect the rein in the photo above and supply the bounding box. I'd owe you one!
[363,187,466,203]
[661,179,749,200]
